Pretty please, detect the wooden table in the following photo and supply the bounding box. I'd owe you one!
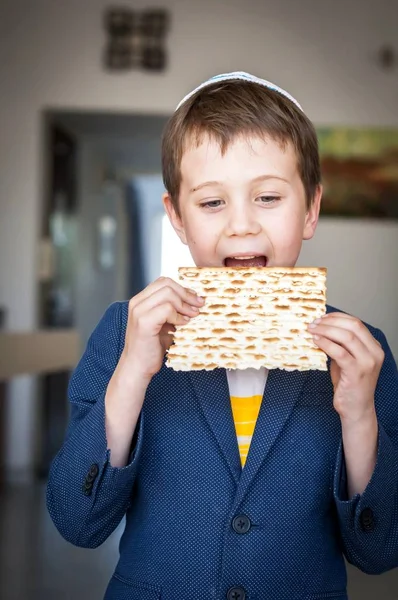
[0,330,80,483]
[0,330,80,380]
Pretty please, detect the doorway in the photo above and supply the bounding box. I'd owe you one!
[38,111,171,475]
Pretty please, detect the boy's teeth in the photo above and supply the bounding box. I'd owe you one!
[224,255,267,267]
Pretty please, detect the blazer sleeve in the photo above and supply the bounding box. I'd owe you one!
[46,301,144,548]
[333,327,398,574]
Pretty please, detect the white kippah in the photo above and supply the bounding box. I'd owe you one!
[176,71,303,112]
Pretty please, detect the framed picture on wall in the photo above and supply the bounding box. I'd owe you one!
[317,128,398,219]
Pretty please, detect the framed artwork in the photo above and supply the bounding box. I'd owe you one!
[317,128,398,219]
[103,8,170,72]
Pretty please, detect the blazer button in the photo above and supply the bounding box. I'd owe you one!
[86,463,100,483]
[232,515,251,534]
[360,507,375,532]
[82,481,93,496]
[88,463,99,478]
[227,587,246,600]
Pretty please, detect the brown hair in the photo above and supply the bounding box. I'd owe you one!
[161,79,321,214]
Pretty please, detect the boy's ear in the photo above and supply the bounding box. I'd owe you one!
[163,192,188,245]
[303,185,322,241]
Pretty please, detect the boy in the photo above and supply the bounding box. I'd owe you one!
[47,72,398,600]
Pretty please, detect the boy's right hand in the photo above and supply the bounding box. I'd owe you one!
[105,277,203,467]
[121,277,204,381]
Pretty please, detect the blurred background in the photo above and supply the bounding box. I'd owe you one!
[0,0,397,598]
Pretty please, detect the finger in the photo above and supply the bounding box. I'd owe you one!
[310,323,369,361]
[128,277,165,309]
[321,311,352,319]
[130,277,203,311]
[153,303,192,328]
[134,285,202,319]
[312,335,356,369]
[152,277,204,305]
[311,314,381,355]
[136,302,191,336]
[132,276,204,308]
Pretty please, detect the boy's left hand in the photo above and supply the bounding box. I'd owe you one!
[308,313,385,423]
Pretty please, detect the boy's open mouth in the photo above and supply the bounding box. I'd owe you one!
[223,255,268,268]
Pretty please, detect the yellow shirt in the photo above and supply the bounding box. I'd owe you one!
[227,367,268,467]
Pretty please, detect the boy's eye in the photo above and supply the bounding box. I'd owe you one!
[200,199,223,209]
[257,196,279,204]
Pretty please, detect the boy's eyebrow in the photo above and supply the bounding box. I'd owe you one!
[190,180,220,193]
[250,174,290,185]
[190,174,290,193]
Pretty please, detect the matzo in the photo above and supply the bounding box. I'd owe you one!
[166,266,327,371]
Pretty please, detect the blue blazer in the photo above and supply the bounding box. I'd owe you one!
[47,301,398,600]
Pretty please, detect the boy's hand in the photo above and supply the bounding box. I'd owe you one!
[122,277,204,380]
[105,277,203,467]
[308,313,384,423]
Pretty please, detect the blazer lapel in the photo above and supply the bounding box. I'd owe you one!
[231,368,309,511]
[189,369,242,485]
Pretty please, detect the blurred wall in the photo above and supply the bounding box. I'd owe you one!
[0,0,397,476]
[298,219,398,338]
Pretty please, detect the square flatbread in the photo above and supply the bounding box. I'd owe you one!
[166,266,327,371]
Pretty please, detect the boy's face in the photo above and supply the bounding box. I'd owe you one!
[163,134,321,268]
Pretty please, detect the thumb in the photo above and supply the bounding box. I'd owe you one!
[160,323,175,351]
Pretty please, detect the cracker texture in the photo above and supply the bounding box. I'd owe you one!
[166,266,327,371]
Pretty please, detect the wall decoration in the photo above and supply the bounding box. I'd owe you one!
[376,45,397,71]
[104,7,170,72]
[317,128,398,219]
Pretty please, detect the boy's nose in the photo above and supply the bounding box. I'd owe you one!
[225,208,262,237]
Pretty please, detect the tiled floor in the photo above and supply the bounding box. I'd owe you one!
[0,483,397,600]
